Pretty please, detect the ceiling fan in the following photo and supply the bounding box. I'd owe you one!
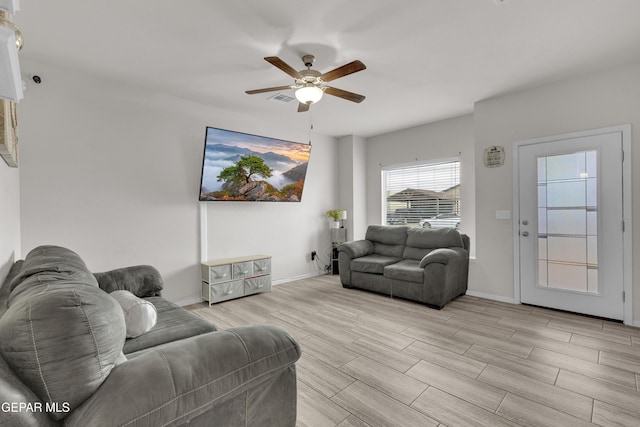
[246,55,366,112]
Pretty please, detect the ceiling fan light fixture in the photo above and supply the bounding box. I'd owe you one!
[295,84,323,105]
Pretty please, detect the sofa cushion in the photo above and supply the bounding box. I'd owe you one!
[403,228,464,260]
[123,297,217,354]
[403,246,433,261]
[9,245,99,292]
[110,290,158,338]
[365,225,408,258]
[406,227,464,248]
[0,283,126,420]
[351,255,401,274]
[383,259,424,283]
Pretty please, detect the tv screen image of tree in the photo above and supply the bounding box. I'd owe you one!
[199,127,312,202]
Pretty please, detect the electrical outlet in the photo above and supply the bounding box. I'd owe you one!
[311,251,317,260]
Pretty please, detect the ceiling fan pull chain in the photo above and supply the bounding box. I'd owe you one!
[308,108,313,145]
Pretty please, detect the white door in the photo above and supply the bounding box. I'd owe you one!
[517,130,624,320]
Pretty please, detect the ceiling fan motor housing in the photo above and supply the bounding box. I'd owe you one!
[298,69,321,85]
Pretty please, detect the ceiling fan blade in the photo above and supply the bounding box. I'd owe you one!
[245,85,292,95]
[265,56,303,80]
[324,86,366,103]
[320,60,366,82]
[297,102,310,113]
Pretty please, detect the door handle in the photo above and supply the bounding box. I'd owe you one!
[522,231,529,237]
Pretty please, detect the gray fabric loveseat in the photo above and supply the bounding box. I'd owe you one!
[338,225,470,309]
[0,245,300,427]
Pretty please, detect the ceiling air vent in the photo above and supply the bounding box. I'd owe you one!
[268,93,296,104]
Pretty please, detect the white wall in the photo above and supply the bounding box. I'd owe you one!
[364,114,476,247]
[337,135,367,241]
[0,157,20,286]
[18,60,338,304]
[472,61,640,321]
[352,136,368,241]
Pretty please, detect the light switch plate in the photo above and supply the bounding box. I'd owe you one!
[496,210,511,220]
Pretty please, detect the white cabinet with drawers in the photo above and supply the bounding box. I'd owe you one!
[201,255,271,306]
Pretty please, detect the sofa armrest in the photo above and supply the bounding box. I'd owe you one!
[65,324,301,427]
[94,265,163,297]
[338,240,374,259]
[419,248,467,268]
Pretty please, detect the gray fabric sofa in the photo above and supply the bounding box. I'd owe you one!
[0,245,300,427]
[338,225,470,309]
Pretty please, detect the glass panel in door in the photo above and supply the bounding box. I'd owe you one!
[537,151,598,293]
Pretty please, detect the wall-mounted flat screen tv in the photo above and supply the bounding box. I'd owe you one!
[199,127,312,202]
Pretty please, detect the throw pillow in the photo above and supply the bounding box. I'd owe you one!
[94,265,164,297]
[110,290,158,338]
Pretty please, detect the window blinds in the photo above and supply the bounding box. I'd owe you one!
[382,160,460,225]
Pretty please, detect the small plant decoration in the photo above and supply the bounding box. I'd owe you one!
[326,209,344,221]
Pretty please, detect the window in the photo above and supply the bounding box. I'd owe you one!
[382,159,460,227]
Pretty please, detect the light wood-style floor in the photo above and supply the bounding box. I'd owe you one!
[186,275,640,427]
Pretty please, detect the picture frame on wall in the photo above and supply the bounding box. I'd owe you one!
[0,98,18,167]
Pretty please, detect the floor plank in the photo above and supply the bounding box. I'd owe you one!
[332,381,439,427]
[412,387,519,427]
[296,352,356,398]
[465,345,559,385]
[339,356,428,405]
[406,360,506,412]
[510,331,600,362]
[592,400,640,427]
[528,347,637,390]
[344,337,420,373]
[477,365,593,421]
[336,415,372,427]
[403,340,487,379]
[454,328,533,358]
[496,392,594,427]
[555,370,640,416]
[297,381,351,427]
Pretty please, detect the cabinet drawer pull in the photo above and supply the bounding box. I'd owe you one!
[214,272,227,279]
[225,290,234,295]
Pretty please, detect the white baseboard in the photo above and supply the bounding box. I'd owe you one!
[466,290,516,304]
[272,271,326,286]
[175,296,203,307]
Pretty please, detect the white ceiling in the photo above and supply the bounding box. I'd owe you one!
[14,0,640,137]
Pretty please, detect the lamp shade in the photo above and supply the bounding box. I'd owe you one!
[295,85,323,105]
